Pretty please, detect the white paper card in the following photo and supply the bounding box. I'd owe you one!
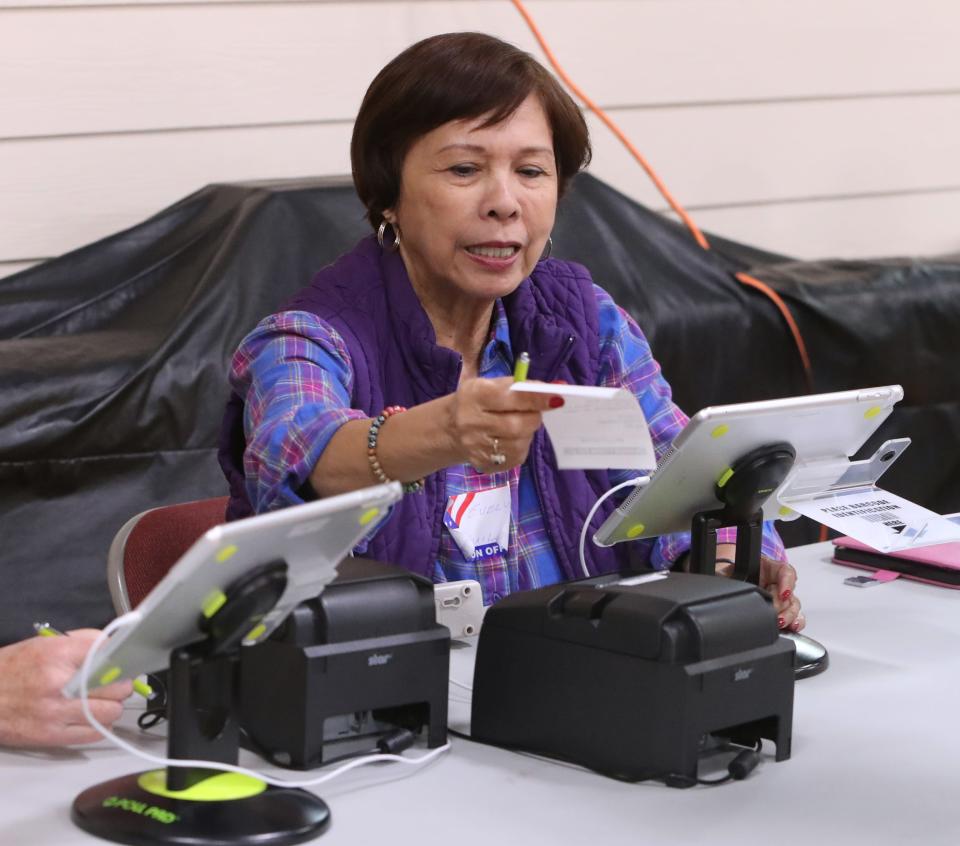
[782,487,960,553]
[604,572,669,588]
[510,382,656,470]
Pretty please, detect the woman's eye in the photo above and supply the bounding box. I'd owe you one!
[519,167,546,178]
[449,164,478,177]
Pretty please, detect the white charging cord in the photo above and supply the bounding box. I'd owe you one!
[79,613,450,788]
[578,476,649,578]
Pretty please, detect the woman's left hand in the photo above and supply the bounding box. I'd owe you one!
[759,556,805,632]
[706,547,805,633]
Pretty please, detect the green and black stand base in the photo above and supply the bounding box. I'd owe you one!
[72,561,332,845]
[72,768,330,846]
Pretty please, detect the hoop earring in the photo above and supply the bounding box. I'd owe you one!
[377,221,402,252]
[540,236,553,261]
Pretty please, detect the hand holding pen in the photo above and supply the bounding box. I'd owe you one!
[446,352,565,475]
[0,626,134,748]
[33,623,153,699]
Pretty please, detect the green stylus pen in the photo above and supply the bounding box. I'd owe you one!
[513,351,530,382]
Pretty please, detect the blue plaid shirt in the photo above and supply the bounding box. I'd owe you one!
[230,284,785,604]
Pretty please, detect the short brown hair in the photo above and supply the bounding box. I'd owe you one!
[351,32,591,228]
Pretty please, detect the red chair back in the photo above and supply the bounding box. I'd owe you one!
[108,497,229,611]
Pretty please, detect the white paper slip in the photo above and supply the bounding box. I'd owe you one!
[598,572,669,588]
[784,488,960,553]
[510,382,656,470]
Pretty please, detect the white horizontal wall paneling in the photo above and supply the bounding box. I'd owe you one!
[2,0,959,266]
[0,123,354,261]
[669,190,960,260]
[0,0,463,6]
[4,0,960,139]
[7,93,960,264]
[586,95,960,210]
[520,0,960,106]
[0,2,528,138]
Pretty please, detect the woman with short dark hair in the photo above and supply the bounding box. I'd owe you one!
[351,32,590,229]
[220,32,804,630]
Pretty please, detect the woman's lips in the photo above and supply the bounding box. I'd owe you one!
[464,243,522,269]
[466,244,520,259]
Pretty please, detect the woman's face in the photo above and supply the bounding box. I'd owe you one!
[385,94,558,307]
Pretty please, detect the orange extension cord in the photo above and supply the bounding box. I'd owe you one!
[509,0,814,392]
[511,0,825,540]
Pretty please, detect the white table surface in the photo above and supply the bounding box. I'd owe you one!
[2,541,958,846]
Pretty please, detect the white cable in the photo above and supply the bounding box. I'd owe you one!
[448,678,473,693]
[578,476,649,578]
[80,613,450,788]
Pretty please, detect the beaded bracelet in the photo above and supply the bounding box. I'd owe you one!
[367,405,424,494]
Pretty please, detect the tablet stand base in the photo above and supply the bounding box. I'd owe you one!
[71,561,331,845]
[782,632,829,679]
[72,772,330,846]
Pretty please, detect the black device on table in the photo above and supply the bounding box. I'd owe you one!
[240,557,449,767]
[470,570,794,787]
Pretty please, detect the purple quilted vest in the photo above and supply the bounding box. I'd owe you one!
[219,236,644,581]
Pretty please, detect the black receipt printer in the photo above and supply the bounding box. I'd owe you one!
[470,572,794,785]
[239,558,449,767]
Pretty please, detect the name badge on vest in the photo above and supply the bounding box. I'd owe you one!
[443,486,511,563]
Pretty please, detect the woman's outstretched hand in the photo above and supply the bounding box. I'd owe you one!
[447,377,564,474]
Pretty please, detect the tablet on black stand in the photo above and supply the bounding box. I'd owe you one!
[594,386,905,680]
[67,482,402,846]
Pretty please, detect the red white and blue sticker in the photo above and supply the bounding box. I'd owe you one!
[443,485,511,562]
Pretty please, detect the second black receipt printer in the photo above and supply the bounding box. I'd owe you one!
[470,571,795,785]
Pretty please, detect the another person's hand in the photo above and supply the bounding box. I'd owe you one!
[448,376,563,474]
[0,630,133,748]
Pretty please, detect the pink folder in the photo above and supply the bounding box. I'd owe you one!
[832,535,960,589]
